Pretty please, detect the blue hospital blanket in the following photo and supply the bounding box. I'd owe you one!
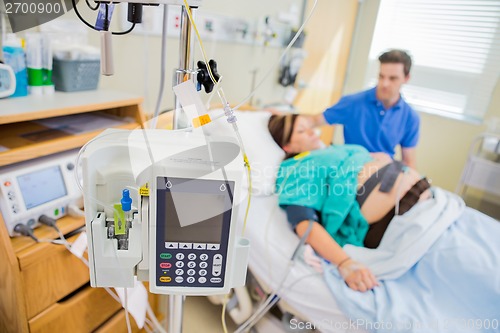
[323,189,500,333]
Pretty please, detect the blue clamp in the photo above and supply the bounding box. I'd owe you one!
[121,189,132,212]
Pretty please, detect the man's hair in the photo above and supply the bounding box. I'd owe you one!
[378,49,412,76]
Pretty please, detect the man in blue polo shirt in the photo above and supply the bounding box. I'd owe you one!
[312,49,419,169]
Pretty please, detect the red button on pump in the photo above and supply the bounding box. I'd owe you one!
[4,181,11,187]
[160,262,172,269]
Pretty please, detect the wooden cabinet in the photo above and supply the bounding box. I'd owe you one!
[0,90,157,333]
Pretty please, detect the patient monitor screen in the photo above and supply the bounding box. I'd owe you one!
[17,165,67,210]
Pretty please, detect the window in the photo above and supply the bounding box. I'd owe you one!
[366,0,500,122]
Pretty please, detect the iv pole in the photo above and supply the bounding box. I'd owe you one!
[169,5,195,332]
[173,5,195,130]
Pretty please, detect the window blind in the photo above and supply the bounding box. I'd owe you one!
[365,0,500,122]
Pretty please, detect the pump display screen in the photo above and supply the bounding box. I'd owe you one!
[155,176,235,288]
[164,192,225,243]
[156,177,234,243]
[17,165,67,210]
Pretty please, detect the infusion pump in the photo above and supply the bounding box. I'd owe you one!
[0,149,81,236]
[82,128,250,295]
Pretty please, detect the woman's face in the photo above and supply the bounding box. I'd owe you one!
[284,116,323,154]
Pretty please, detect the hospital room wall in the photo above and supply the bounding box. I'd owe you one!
[77,0,303,116]
[341,0,499,192]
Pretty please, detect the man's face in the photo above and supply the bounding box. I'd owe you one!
[376,63,409,102]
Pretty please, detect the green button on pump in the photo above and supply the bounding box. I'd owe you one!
[54,208,59,216]
[160,253,172,259]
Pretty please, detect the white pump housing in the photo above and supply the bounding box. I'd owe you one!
[81,128,250,295]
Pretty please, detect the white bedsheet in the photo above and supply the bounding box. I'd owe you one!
[343,187,465,279]
[237,194,368,333]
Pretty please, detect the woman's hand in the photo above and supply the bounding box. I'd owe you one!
[338,259,379,292]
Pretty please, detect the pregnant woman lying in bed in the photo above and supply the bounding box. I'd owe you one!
[268,114,432,293]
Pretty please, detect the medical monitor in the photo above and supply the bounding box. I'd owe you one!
[0,149,82,236]
[17,166,68,210]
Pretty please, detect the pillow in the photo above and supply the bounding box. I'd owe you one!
[203,110,285,196]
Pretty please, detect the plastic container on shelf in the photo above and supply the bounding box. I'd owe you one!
[52,58,100,92]
[25,33,44,95]
[2,33,28,97]
[42,34,55,94]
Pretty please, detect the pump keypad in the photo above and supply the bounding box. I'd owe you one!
[157,243,226,288]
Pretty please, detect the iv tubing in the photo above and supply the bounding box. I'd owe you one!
[151,4,169,130]
[180,0,318,239]
[236,158,314,332]
[241,271,322,331]
[71,0,136,35]
[180,6,254,235]
[54,229,154,332]
[182,0,218,84]
[124,289,132,333]
[147,304,168,333]
[73,136,168,333]
[395,168,409,216]
[205,75,224,109]
[75,132,139,219]
[221,293,229,333]
[74,126,192,216]
[234,220,314,333]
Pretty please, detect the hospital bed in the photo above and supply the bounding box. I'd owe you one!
[205,110,367,333]
[207,110,500,333]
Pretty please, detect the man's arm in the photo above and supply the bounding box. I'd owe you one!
[370,152,393,163]
[401,147,417,169]
[311,113,327,127]
[400,110,420,169]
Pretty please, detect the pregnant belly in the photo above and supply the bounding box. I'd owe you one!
[357,160,430,223]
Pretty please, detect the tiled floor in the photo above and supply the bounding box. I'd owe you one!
[155,296,289,333]
[183,296,239,333]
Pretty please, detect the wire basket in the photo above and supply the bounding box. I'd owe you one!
[52,58,100,92]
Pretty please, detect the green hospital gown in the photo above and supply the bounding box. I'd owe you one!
[276,145,373,247]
